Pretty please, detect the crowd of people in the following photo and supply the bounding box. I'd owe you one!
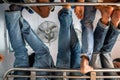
[4,0,120,80]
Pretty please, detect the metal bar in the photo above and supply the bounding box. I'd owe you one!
[30,71,36,80]
[90,72,96,80]
[3,68,120,80]
[2,68,120,73]
[3,68,120,72]
[6,75,90,78]
[2,2,120,6]
[6,75,120,78]
[63,72,67,80]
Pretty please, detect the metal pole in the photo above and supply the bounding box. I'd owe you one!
[63,72,67,80]
[30,71,36,80]
[2,1,120,6]
[90,72,96,80]
[2,68,120,80]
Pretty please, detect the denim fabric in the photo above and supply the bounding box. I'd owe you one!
[56,8,81,69]
[56,8,85,80]
[91,20,120,80]
[80,6,97,60]
[67,0,98,60]
[93,19,109,52]
[5,11,29,80]
[100,23,120,80]
[5,11,54,80]
[101,23,120,52]
[90,20,109,80]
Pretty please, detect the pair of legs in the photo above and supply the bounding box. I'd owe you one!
[56,5,93,80]
[90,6,120,80]
[5,10,54,80]
[67,0,97,61]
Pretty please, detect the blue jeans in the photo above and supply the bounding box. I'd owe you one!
[67,0,97,60]
[90,19,120,80]
[5,11,54,80]
[56,8,86,80]
[80,5,97,60]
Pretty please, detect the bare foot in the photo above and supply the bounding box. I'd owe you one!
[96,5,114,25]
[111,9,120,28]
[80,56,93,74]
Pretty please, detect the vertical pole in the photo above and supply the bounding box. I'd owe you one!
[63,72,67,80]
[90,71,96,80]
[30,71,36,80]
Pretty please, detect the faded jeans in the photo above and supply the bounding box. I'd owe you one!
[5,11,54,80]
[67,0,98,59]
[56,8,86,80]
[90,19,120,80]
[67,0,98,60]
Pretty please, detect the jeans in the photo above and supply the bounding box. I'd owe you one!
[56,8,85,80]
[66,0,97,60]
[80,5,97,60]
[5,11,54,80]
[90,19,120,80]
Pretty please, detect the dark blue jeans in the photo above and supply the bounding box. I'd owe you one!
[5,11,54,80]
[90,19,120,80]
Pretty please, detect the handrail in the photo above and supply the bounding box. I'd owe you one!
[2,0,120,6]
[2,68,120,80]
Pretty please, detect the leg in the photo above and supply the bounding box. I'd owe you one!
[91,6,114,80]
[56,6,72,80]
[78,5,96,75]
[19,16,54,80]
[5,11,29,80]
[70,17,84,80]
[100,8,120,80]
[56,7,72,69]
[80,5,97,60]
[100,23,120,80]
[90,19,109,80]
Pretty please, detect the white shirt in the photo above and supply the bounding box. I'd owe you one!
[23,6,82,65]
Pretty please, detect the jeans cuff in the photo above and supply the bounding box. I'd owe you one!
[98,19,109,29]
[5,10,21,14]
[58,8,72,16]
[110,22,120,33]
[80,54,90,61]
[5,10,21,21]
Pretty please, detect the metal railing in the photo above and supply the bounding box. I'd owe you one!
[2,68,120,80]
[2,0,120,6]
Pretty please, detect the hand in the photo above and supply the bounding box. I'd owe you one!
[74,5,84,19]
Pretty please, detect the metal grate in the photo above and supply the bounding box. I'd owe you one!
[2,68,120,80]
[2,0,120,6]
